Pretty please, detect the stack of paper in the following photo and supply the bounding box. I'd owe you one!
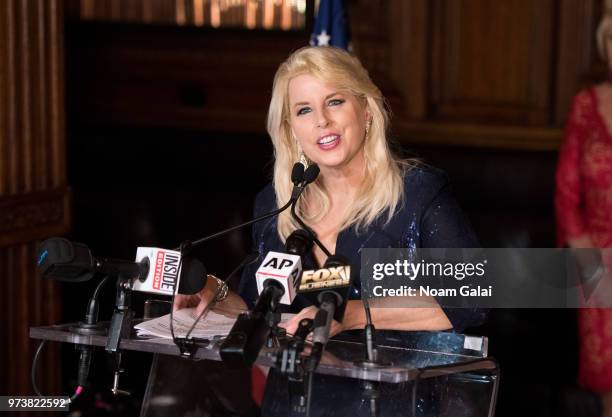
[134,308,239,339]
[134,308,294,340]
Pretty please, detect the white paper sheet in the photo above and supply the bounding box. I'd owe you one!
[134,308,295,340]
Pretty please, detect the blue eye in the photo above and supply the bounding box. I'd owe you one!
[297,107,311,116]
[328,99,345,106]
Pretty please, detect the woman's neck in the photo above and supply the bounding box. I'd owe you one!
[318,159,366,203]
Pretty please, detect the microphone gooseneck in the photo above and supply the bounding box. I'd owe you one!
[184,162,309,251]
[289,164,333,258]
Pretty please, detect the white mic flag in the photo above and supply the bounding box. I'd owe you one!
[133,247,182,296]
[255,251,302,305]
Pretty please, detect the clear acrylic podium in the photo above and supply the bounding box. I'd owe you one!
[30,322,498,417]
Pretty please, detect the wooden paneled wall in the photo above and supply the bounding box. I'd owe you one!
[348,0,604,149]
[429,0,554,125]
[66,0,605,150]
[0,0,68,399]
[65,23,307,134]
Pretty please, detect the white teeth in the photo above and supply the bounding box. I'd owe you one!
[318,135,338,144]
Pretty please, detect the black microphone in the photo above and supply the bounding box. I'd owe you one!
[252,229,314,306]
[286,228,314,256]
[37,238,101,282]
[299,255,352,321]
[298,255,353,366]
[37,238,148,282]
[291,162,305,185]
[219,229,313,368]
[37,238,207,295]
[303,164,320,185]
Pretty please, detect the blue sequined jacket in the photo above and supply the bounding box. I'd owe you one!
[238,165,487,332]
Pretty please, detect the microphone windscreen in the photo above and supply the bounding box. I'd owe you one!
[285,229,314,256]
[178,257,208,295]
[37,238,95,282]
[304,164,320,184]
[324,254,350,268]
[291,162,305,185]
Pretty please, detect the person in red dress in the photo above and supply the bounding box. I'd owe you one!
[555,10,612,417]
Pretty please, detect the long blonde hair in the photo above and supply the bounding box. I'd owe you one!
[267,46,411,240]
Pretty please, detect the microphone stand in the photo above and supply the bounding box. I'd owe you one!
[70,275,110,336]
[362,297,379,364]
[219,281,285,368]
[355,296,385,417]
[309,291,340,369]
[105,272,135,396]
[276,318,314,415]
[106,274,134,354]
[60,275,111,396]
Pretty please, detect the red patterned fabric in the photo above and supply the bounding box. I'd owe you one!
[556,87,612,392]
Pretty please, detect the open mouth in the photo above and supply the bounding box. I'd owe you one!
[317,134,341,150]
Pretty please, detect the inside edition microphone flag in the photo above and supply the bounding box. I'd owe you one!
[309,0,350,50]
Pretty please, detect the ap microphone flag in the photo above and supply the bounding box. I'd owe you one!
[309,0,350,50]
[255,252,302,305]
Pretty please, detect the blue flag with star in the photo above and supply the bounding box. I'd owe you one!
[309,0,350,50]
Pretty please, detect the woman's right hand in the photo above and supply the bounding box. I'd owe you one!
[173,276,248,318]
[173,278,216,317]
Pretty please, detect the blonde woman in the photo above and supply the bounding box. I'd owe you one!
[177,46,485,415]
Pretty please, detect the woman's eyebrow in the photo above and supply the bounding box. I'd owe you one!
[293,92,340,107]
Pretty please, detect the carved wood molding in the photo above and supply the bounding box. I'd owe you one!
[0,187,71,247]
[395,121,562,151]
